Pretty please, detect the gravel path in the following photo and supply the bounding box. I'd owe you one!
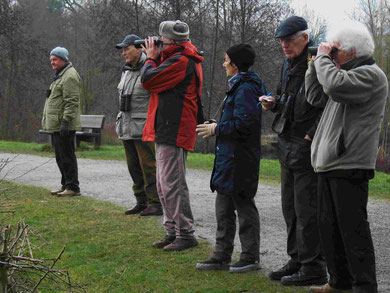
[1,152,389,292]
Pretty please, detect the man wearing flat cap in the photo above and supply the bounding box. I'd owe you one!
[115,34,162,217]
[196,43,266,273]
[260,16,326,286]
[42,46,81,197]
[141,20,204,252]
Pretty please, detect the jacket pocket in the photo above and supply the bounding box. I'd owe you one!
[284,136,312,170]
[336,127,346,157]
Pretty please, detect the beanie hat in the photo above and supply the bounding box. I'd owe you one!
[50,47,69,61]
[115,34,141,49]
[159,20,189,41]
[226,43,256,72]
[275,16,308,38]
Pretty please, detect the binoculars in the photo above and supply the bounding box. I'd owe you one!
[134,37,162,49]
[308,46,338,56]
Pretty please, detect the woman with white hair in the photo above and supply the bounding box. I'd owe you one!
[305,21,388,293]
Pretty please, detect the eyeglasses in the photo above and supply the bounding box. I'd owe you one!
[330,47,339,55]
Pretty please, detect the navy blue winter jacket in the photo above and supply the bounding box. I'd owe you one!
[210,70,266,198]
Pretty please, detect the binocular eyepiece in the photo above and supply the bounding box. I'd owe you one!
[134,37,162,49]
[308,46,338,56]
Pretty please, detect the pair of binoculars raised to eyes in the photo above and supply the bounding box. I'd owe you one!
[308,46,338,56]
[134,38,162,49]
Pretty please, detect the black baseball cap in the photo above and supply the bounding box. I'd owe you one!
[115,34,141,49]
[275,16,308,38]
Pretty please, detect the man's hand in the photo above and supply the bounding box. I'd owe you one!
[259,95,276,111]
[60,120,69,137]
[304,134,312,141]
[196,122,217,138]
[141,36,160,60]
[317,42,333,55]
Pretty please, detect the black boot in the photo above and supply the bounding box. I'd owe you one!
[269,260,301,281]
[125,197,147,215]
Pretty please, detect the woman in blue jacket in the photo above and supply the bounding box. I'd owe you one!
[196,43,266,273]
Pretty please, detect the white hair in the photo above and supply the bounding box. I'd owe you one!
[296,29,310,37]
[327,21,374,57]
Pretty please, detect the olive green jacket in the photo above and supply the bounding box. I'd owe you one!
[42,62,81,132]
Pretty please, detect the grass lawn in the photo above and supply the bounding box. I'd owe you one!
[1,181,307,293]
[1,140,389,200]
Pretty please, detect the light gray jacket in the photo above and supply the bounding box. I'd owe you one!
[116,53,150,140]
[305,53,388,172]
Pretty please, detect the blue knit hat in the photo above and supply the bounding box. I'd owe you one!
[50,47,69,61]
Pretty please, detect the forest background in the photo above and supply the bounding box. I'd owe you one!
[1,0,389,157]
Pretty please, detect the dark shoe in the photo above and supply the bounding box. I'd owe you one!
[152,235,176,249]
[196,257,231,271]
[163,237,198,252]
[57,189,80,197]
[51,188,64,195]
[229,259,260,273]
[124,203,147,215]
[309,283,352,293]
[281,270,328,286]
[140,205,163,216]
[269,260,301,281]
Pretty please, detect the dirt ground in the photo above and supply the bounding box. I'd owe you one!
[1,152,389,292]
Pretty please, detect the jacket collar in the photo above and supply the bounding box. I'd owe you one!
[53,62,72,81]
[340,55,375,71]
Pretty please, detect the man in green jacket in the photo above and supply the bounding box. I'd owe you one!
[42,46,81,197]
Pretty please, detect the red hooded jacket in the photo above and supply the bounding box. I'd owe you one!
[141,42,204,151]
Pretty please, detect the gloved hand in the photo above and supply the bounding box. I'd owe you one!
[60,120,69,137]
[196,122,217,138]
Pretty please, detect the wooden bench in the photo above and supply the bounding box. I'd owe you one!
[39,114,106,148]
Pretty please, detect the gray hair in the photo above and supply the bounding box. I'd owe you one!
[327,21,374,57]
[296,29,310,37]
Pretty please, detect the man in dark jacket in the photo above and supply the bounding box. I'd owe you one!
[260,16,326,286]
[195,43,266,273]
[141,20,203,252]
[115,34,162,216]
[43,47,81,197]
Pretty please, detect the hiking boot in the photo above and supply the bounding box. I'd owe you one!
[269,260,301,280]
[229,259,260,273]
[57,189,80,197]
[163,237,198,252]
[309,283,352,293]
[152,235,176,249]
[51,188,65,195]
[196,257,231,271]
[124,203,147,215]
[281,269,328,286]
[140,205,163,216]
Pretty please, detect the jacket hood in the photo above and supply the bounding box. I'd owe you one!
[161,41,204,63]
[228,70,266,96]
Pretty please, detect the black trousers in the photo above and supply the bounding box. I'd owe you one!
[318,170,377,293]
[53,131,79,192]
[214,192,260,262]
[281,165,325,269]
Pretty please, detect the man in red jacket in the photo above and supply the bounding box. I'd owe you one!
[141,20,204,252]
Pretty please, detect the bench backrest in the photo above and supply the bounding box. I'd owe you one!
[81,115,106,130]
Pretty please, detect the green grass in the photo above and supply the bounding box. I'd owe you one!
[1,181,306,293]
[1,140,389,200]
